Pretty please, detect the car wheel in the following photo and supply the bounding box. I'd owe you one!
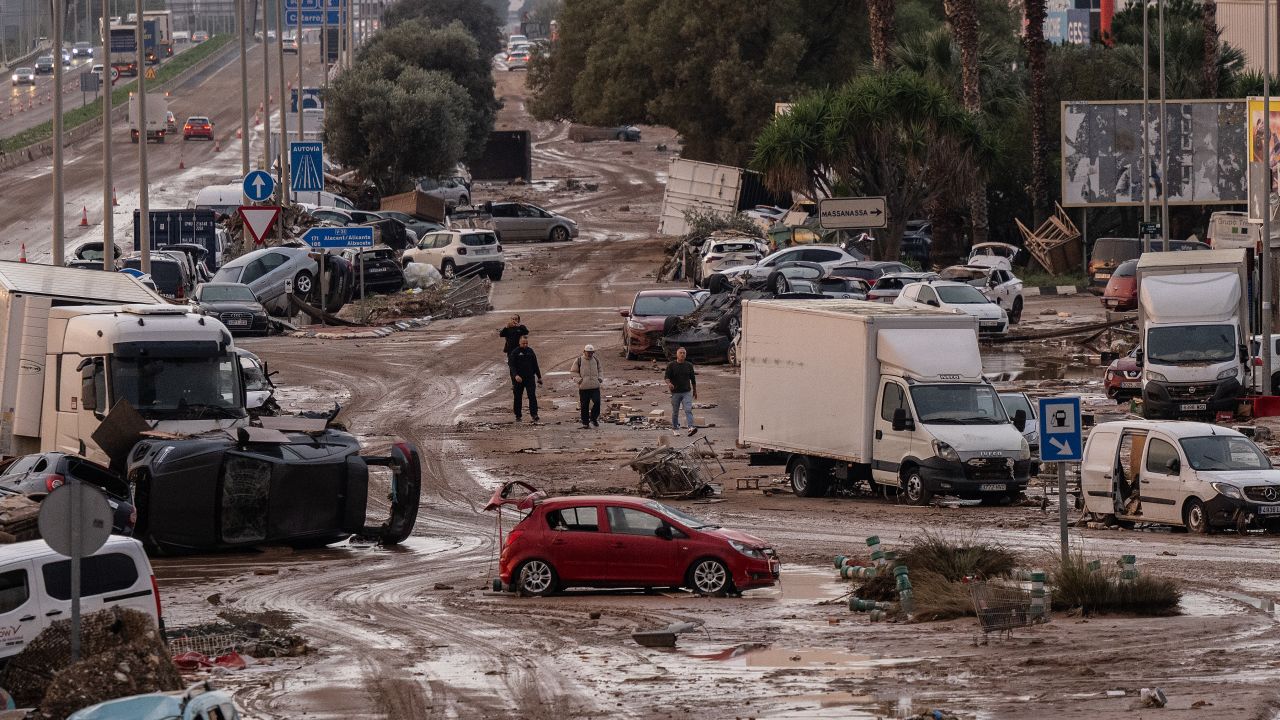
[549,226,570,243]
[687,558,731,596]
[441,260,457,280]
[708,274,729,294]
[292,270,315,300]
[1010,297,1024,325]
[790,456,829,498]
[1184,498,1210,535]
[727,342,737,367]
[517,559,558,597]
[765,270,786,294]
[490,269,504,281]
[902,468,933,506]
[616,131,626,141]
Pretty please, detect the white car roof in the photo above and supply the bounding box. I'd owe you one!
[0,536,144,564]
[1091,419,1247,440]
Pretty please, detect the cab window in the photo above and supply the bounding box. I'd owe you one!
[1145,438,1180,474]
[880,383,909,422]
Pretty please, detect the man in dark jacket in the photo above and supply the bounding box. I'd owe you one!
[508,335,542,422]
[499,314,529,356]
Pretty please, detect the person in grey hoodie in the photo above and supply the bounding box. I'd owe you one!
[571,344,603,428]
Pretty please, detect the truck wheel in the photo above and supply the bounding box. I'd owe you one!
[902,469,934,506]
[1184,498,1210,535]
[1009,297,1023,325]
[789,457,829,498]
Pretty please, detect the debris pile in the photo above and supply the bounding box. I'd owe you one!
[0,494,41,543]
[1014,203,1081,274]
[167,619,309,663]
[352,276,492,323]
[221,203,324,262]
[628,438,723,498]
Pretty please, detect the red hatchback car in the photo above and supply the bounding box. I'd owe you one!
[1105,348,1143,400]
[499,495,780,596]
[620,289,703,359]
[183,116,214,141]
[1101,258,1138,311]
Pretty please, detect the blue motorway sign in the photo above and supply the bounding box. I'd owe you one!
[1038,396,1083,462]
[290,142,324,193]
[302,226,374,249]
[243,170,276,203]
[285,9,344,26]
[283,0,340,9]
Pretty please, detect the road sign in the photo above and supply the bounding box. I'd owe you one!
[303,226,375,249]
[285,9,344,26]
[1038,396,1083,462]
[38,483,113,558]
[283,0,340,9]
[243,169,276,203]
[239,206,281,245]
[290,141,324,193]
[1139,221,1160,237]
[817,196,888,230]
[79,73,99,93]
[144,66,156,80]
[109,66,120,83]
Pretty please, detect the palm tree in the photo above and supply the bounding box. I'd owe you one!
[1024,0,1048,224]
[868,0,896,70]
[944,0,987,244]
[1203,0,1219,97]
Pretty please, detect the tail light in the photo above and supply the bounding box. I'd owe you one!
[867,291,881,301]
[457,247,467,255]
[151,574,163,622]
[183,124,191,130]
[176,285,184,300]
[45,474,64,493]
[1255,357,1264,367]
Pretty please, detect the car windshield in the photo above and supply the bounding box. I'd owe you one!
[935,285,989,304]
[1114,260,1138,277]
[212,265,243,283]
[111,354,245,418]
[998,393,1033,421]
[1147,324,1235,364]
[910,384,1009,424]
[633,295,696,316]
[240,358,271,391]
[461,233,497,246]
[711,242,756,254]
[1091,238,1140,265]
[832,266,877,280]
[1179,436,1271,471]
[647,500,717,529]
[200,285,256,302]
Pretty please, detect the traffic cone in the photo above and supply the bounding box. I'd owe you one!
[79,206,89,227]
[112,187,118,206]
[178,154,185,169]
[236,127,242,139]
[19,243,26,263]
[214,139,221,152]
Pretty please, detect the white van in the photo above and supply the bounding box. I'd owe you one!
[0,537,161,659]
[195,182,355,217]
[1081,420,1280,534]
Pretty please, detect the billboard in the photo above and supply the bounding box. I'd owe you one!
[1060,99,1247,207]
[1247,97,1280,222]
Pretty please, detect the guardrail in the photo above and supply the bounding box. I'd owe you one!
[0,42,53,75]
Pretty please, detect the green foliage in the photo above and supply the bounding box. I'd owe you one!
[1051,552,1182,616]
[384,0,503,58]
[900,532,1020,583]
[680,209,763,247]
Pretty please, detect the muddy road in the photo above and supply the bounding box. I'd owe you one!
[148,72,1280,719]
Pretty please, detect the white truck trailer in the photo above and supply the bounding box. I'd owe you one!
[738,299,1031,505]
[128,91,168,143]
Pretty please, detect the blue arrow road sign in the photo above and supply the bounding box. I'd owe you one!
[243,170,276,203]
[302,226,374,249]
[1038,396,1083,462]
[285,9,344,26]
[290,142,324,193]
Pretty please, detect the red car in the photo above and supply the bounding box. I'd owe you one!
[182,116,214,141]
[1105,348,1142,400]
[497,494,779,596]
[620,289,704,359]
[1101,258,1138,311]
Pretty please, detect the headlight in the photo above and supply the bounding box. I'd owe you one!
[728,540,763,559]
[1145,371,1167,382]
[1018,438,1031,460]
[932,439,960,462]
[206,311,220,318]
[1217,367,1238,380]
[627,319,645,331]
[1211,482,1243,500]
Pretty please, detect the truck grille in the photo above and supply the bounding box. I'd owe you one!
[1244,486,1280,503]
[964,458,1013,482]
[220,312,252,328]
[1166,384,1209,399]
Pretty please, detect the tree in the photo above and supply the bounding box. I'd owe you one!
[944,0,986,244]
[1203,0,1219,97]
[324,59,472,194]
[868,0,896,69]
[383,0,503,58]
[752,71,990,261]
[1024,0,1048,223]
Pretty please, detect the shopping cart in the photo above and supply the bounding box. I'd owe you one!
[970,581,1049,638]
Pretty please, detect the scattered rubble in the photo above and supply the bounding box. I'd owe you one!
[628,438,723,498]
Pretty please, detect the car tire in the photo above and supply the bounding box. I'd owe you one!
[616,131,626,141]
[292,270,315,301]
[490,269,504,281]
[727,342,737,367]
[1010,297,1023,325]
[765,270,787,294]
[549,226,570,243]
[459,195,469,208]
[1184,498,1210,535]
[686,558,732,596]
[517,559,559,597]
[441,260,457,280]
[902,467,933,506]
[708,274,729,294]
[790,456,829,498]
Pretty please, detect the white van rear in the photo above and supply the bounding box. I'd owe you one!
[195,182,355,216]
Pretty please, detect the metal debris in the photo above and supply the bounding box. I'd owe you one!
[628,437,724,498]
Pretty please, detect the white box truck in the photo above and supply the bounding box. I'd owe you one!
[738,299,1032,505]
[128,91,168,143]
[1135,249,1250,419]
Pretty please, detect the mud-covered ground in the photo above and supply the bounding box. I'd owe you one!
[132,72,1280,719]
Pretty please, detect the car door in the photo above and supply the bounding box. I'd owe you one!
[915,285,940,308]
[871,380,917,487]
[542,505,610,582]
[249,251,293,300]
[802,248,843,266]
[489,203,519,240]
[1140,435,1184,524]
[518,204,551,241]
[751,248,803,280]
[1114,430,1148,518]
[0,561,44,658]
[602,505,680,585]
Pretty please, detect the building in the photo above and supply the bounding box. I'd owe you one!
[1219,0,1280,72]
[0,0,50,57]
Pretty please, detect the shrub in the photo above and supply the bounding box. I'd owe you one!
[1051,553,1181,616]
[900,532,1020,582]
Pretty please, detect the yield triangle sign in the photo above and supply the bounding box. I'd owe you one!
[239,206,281,246]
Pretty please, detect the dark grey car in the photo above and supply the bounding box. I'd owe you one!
[0,453,136,535]
[190,282,271,335]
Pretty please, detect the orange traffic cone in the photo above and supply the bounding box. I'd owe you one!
[214,139,221,152]
[236,127,242,139]
[178,155,185,169]
[112,187,119,206]
[19,243,27,263]
[79,206,89,227]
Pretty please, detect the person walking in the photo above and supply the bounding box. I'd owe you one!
[571,344,603,429]
[499,314,529,356]
[665,347,698,436]
[508,335,542,422]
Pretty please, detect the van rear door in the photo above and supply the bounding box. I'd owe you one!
[34,549,157,625]
[0,560,47,659]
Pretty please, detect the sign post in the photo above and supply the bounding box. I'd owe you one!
[37,482,113,662]
[817,196,888,230]
[302,226,374,323]
[1038,396,1083,563]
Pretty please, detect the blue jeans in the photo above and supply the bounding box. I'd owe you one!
[671,391,694,429]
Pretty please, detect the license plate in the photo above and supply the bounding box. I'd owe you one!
[1179,403,1208,411]
[475,247,492,255]
[1260,505,1280,515]
[1121,382,1140,388]
[369,267,388,273]
[1096,273,1111,280]
[980,483,1006,492]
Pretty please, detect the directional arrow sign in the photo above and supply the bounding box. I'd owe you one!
[302,226,374,249]
[818,197,888,230]
[243,169,276,203]
[239,206,281,246]
[1038,396,1082,462]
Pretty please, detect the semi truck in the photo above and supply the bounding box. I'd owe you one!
[108,26,139,76]
[737,299,1031,505]
[1136,249,1251,419]
[128,91,168,142]
[142,10,173,57]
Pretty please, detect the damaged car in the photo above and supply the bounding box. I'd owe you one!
[0,452,136,535]
[621,289,705,359]
[939,265,1025,324]
[661,288,829,363]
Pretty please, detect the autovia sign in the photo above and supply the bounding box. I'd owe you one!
[817,197,888,230]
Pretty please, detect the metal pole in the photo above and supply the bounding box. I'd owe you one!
[1142,0,1150,253]
[296,0,302,145]
[1267,0,1276,396]
[276,0,289,206]
[1058,462,1069,564]
[345,0,352,68]
[237,0,248,176]
[135,0,148,273]
[69,479,81,662]
[101,0,112,272]
[322,4,328,92]
[260,0,271,172]
[1158,0,1169,250]
[52,0,65,266]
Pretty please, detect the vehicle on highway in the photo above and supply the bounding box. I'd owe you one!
[415,176,469,210]
[621,289,704,359]
[283,38,299,53]
[90,63,104,80]
[11,67,35,85]
[402,229,504,280]
[938,265,1025,324]
[165,110,177,132]
[173,30,190,44]
[189,282,270,335]
[72,41,94,57]
[1087,237,1209,293]
[483,201,578,243]
[121,254,192,300]
[182,115,214,140]
[34,56,54,73]
[1082,420,1280,534]
[0,452,136,535]
[495,492,779,596]
[68,680,242,720]
[191,30,209,42]
[1105,348,1142,400]
[1101,258,1138,311]
[0,537,160,662]
[864,271,940,303]
[612,125,641,141]
[893,280,1009,334]
[341,246,406,294]
[507,34,528,48]
[506,50,530,70]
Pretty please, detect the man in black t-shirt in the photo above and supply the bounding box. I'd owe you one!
[664,347,698,436]
[499,314,529,356]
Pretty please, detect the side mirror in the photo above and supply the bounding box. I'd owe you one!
[655,524,673,541]
[620,309,631,318]
[1135,349,1144,367]
[1165,457,1181,474]
[891,407,914,432]
[1013,409,1027,432]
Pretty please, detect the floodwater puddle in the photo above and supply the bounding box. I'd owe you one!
[767,566,848,602]
[1180,590,1243,617]
[983,349,1101,382]
[694,643,919,671]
